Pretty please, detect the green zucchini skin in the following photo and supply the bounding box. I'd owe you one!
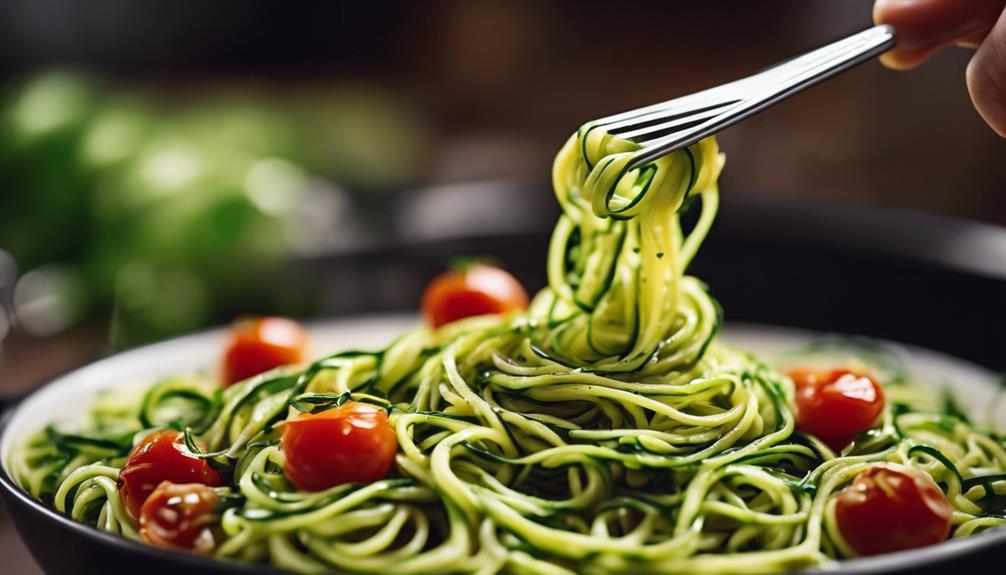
[11,133,1006,574]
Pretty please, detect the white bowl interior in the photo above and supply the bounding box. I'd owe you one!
[3,316,1003,475]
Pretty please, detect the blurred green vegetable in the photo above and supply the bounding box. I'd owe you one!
[0,71,428,347]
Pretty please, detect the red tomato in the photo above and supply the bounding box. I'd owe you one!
[790,368,885,450]
[139,482,219,554]
[222,316,309,385]
[281,401,397,492]
[835,463,953,556]
[421,263,528,328]
[118,430,223,520]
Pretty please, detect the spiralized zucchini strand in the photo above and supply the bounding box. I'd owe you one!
[14,132,1005,573]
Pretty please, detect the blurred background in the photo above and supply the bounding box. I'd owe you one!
[1,1,1005,570]
[2,0,1005,393]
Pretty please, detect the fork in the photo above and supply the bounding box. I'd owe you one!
[580,24,896,171]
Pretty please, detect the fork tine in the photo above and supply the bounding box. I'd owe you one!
[603,99,740,135]
[611,102,737,141]
[590,77,751,130]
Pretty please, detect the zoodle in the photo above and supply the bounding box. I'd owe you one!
[13,131,1006,573]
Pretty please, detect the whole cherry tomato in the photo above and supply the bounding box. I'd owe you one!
[139,481,219,554]
[222,316,309,385]
[421,263,528,328]
[281,401,397,492]
[118,430,223,520]
[789,368,885,450]
[835,463,953,556]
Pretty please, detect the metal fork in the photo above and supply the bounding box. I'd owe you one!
[581,24,895,171]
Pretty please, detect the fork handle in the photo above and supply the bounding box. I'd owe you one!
[627,25,896,170]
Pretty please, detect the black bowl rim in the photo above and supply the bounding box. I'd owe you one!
[1,321,1005,574]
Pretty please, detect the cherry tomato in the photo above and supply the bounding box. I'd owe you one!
[118,430,223,520]
[835,463,953,556]
[790,368,885,450]
[139,482,219,554]
[222,316,309,385]
[421,263,528,328]
[281,401,397,492]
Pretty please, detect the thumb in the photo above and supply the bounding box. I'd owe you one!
[967,10,1006,137]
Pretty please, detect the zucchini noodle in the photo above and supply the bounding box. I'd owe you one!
[13,132,1006,574]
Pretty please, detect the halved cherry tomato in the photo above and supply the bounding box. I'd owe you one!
[139,481,219,554]
[222,316,309,385]
[789,367,885,450]
[421,263,528,328]
[118,430,223,520]
[835,463,953,556]
[281,401,397,492]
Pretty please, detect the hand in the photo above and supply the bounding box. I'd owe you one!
[875,0,1006,136]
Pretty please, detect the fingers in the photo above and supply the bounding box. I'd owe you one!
[967,10,1006,136]
[874,0,1006,69]
[875,0,1006,137]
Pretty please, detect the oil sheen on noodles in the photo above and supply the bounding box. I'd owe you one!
[13,132,1006,574]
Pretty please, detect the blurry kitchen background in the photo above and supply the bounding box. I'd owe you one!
[2,1,1005,570]
[2,0,1005,397]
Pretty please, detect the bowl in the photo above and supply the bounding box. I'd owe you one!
[2,195,1005,573]
[0,315,417,575]
[2,319,1005,574]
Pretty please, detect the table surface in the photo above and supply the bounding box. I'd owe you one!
[1,503,42,574]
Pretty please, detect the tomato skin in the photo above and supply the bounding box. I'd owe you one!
[281,401,397,492]
[222,316,308,385]
[790,368,885,450]
[139,482,219,554]
[118,430,223,520]
[835,464,953,556]
[421,264,528,328]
